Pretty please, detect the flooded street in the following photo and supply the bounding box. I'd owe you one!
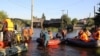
[16,28,100,56]
[0,0,99,56]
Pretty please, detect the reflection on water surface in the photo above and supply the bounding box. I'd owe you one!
[14,28,100,56]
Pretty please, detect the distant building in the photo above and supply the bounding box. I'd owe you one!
[77,18,87,27]
[79,19,87,25]
[43,20,50,27]
[33,18,44,28]
[43,19,61,27]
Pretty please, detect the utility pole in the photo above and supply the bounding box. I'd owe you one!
[67,10,68,16]
[31,0,33,28]
[61,10,65,28]
[94,6,96,17]
[61,10,65,15]
[89,13,91,18]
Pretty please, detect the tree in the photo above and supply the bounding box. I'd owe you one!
[93,3,100,27]
[41,13,46,20]
[86,18,94,26]
[11,18,29,30]
[71,18,78,26]
[0,11,8,29]
[0,11,8,21]
[61,14,71,28]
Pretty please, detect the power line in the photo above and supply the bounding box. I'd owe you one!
[31,0,33,28]
[94,6,96,17]
[67,0,83,7]
[61,10,65,15]
[6,0,30,10]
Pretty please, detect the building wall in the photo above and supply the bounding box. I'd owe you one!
[33,18,44,28]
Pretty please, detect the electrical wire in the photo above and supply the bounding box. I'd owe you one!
[6,0,30,10]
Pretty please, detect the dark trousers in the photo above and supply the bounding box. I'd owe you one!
[3,31,14,47]
[61,32,65,39]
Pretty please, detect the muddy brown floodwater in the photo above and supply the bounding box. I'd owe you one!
[13,28,100,56]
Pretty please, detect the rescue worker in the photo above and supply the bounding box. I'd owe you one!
[56,29,62,39]
[22,28,29,43]
[79,28,90,42]
[16,33,21,45]
[28,27,33,40]
[2,18,14,48]
[85,29,91,37]
[74,29,84,39]
[40,28,46,38]
[38,28,46,46]
[93,27,100,40]
[61,29,67,40]
[78,28,91,37]
[44,31,50,47]
[48,30,53,39]
[78,29,84,37]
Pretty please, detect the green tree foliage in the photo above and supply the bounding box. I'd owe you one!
[25,20,31,26]
[0,11,8,29]
[12,18,31,30]
[93,4,100,27]
[61,14,71,28]
[0,11,8,21]
[71,18,78,26]
[42,13,46,20]
[86,18,94,26]
[12,18,25,28]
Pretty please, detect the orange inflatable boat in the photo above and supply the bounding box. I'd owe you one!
[36,38,61,46]
[48,39,61,46]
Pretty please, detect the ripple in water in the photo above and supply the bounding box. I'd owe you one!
[15,28,100,56]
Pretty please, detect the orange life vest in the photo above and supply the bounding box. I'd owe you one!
[28,27,33,37]
[80,32,89,42]
[94,31,100,40]
[0,41,4,48]
[85,30,91,37]
[22,28,29,38]
[78,30,83,37]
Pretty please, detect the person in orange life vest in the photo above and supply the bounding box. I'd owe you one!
[28,27,33,40]
[78,29,84,37]
[94,27,100,40]
[79,28,90,42]
[92,26,98,39]
[48,30,53,39]
[2,18,14,48]
[85,29,91,37]
[79,28,91,37]
[75,29,84,39]
[22,28,29,42]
